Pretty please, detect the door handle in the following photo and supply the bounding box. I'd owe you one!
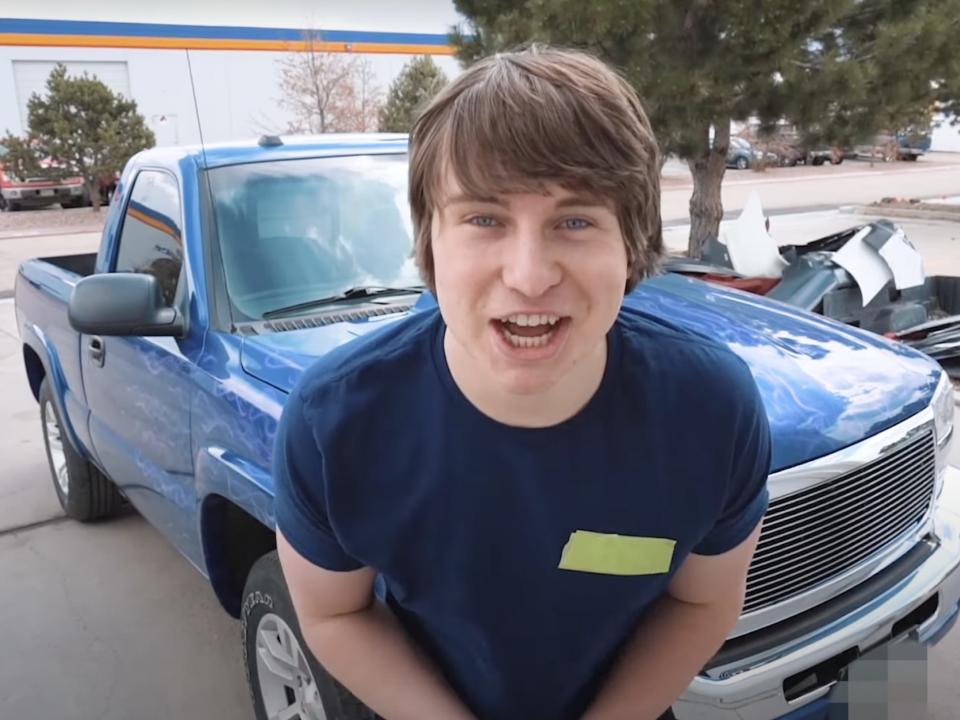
[88,336,105,367]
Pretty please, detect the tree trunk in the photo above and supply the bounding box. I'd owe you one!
[86,179,102,213]
[687,121,729,258]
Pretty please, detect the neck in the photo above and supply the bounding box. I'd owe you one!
[443,329,609,429]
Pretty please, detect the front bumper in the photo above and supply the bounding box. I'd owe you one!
[2,184,84,204]
[674,466,960,720]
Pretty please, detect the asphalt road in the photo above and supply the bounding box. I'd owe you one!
[660,151,960,223]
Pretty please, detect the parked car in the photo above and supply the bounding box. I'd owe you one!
[14,134,960,720]
[0,143,86,211]
[727,137,759,169]
[726,136,779,170]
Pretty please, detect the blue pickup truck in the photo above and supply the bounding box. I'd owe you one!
[14,133,960,720]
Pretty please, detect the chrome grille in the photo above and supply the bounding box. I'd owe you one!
[743,430,937,615]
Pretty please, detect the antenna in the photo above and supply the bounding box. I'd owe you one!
[184,49,210,169]
[184,48,235,331]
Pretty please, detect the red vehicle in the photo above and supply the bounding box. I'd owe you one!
[0,154,86,212]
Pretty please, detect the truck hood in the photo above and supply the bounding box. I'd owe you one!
[241,274,942,471]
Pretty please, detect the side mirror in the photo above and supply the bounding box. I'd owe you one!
[68,273,185,337]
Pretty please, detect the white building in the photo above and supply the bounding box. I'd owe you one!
[0,1,466,145]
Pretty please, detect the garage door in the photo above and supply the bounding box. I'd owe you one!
[13,60,131,129]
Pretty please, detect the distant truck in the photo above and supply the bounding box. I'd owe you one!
[13,133,960,720]
[854,130,933,162]
[0,144,85,211]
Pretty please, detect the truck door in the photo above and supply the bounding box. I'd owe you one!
[81,169,201,562]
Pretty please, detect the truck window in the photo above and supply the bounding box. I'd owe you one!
[115,170,183,306]
[208,153,417,321]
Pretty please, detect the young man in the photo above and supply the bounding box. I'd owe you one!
[274,46,771,720]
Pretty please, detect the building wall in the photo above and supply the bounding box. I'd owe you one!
[0,1,466,144]
[931,115,960,153]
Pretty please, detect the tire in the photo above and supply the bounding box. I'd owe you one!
[735,156,749,170]
[242,551,375,720]
[39,377,122,521]
[63,197,84,209]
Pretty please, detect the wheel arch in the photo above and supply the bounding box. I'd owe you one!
[196,448,278,618]
[21,330,86,455]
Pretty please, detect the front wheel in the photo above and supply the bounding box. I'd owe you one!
[242,552,374,720]
[735,156,749,170]
[39,378,122,521]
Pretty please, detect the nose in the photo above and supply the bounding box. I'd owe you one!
[500,227,562,298]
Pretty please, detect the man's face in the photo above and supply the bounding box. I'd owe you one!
[431,170,629,397]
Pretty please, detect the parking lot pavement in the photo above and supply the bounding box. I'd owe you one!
[0,514,254,720]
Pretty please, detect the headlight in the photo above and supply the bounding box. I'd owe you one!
[934,371,955,451]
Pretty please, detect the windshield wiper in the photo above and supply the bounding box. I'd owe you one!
[262,286,424,320]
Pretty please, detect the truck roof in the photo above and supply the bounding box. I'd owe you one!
[130,132,410,170]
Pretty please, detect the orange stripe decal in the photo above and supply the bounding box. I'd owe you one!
[0,33,456,54]
[127,207,182,245]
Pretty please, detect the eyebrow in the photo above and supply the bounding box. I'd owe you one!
[554,194,611,209]
[442,193,508,208]
[442,192,610,210]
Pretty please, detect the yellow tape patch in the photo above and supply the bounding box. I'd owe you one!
[558,531,676,576]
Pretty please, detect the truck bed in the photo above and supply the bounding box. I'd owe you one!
[35,253,97,278]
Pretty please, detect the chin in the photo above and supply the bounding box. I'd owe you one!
[491,363,562,396]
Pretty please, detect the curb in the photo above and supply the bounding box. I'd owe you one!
[841,206,960,223]
[0,226,103,241]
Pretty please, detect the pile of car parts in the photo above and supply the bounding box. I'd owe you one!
[667,211,960,378]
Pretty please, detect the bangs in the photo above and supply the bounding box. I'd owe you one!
[425,59,645,207]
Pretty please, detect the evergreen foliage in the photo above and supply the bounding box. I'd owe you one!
[379,56,449,132]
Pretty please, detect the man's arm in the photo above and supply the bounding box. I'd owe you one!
[581,518,764,720]
[276,531,477,720]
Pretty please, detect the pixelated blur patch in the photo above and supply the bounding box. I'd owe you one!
[827,637,929,719]
[558,531,676,576]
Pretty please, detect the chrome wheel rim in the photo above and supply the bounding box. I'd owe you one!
[256,613,327,720]
[43,400,69,497]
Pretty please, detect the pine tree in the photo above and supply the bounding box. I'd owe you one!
[379,56,449,133]
[1,64,155,211]
[450,0,960,257]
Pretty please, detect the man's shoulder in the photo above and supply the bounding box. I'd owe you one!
[290,308,440,417]
[615,304,759,402]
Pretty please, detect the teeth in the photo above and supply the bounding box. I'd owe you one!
[500,314,561,326]
[500,325,556,348]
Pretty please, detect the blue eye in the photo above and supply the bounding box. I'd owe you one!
[562,218,592,230]
[469,216,498,228]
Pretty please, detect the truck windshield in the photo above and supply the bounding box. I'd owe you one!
[207,153,419,321]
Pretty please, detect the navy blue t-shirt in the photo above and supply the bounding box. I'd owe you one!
[273,304,771,720]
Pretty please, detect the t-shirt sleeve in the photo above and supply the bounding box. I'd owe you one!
[272,387,365,571]
[692,361,772,556]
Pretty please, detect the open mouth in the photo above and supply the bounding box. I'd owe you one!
[494,313,570,349]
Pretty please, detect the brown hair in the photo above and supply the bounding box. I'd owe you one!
[408,45,663,294]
